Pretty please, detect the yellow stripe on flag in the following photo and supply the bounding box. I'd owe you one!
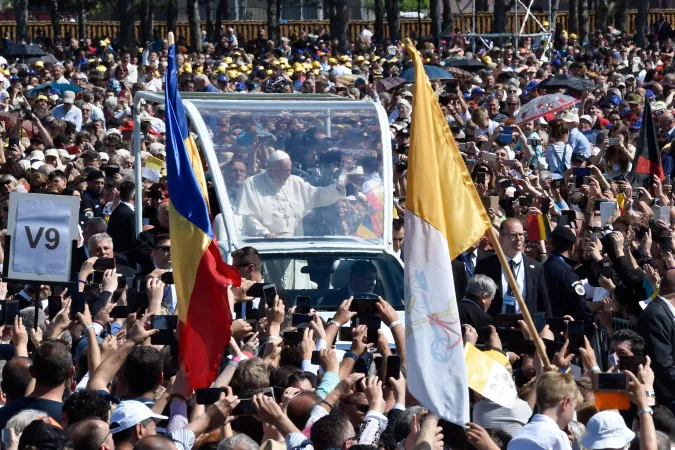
[185,136,210,212]
[405,42,491,259]
[464,343,518,408]
[355,224,377,239]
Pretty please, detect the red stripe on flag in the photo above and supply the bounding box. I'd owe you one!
[179,241,237,389]
[635,155,665,179]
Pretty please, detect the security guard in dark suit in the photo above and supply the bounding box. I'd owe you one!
[543,226,594,324]
[80,170,105,220]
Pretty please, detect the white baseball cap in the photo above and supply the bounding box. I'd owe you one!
[28,150,45,162]
[116,149,131,159]
[579,115,593,124]
[110,400,167,434]
[44,149,59,158]
[62,91,75,104]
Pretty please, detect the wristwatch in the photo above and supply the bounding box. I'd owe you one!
[638,407,653,416]
[646,390,656,398]
[326,318,341,328]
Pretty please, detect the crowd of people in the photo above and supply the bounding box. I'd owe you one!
[0,9,673,450]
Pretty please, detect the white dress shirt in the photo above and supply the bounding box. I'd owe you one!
[501,252,526,313]
[508,414,571,450]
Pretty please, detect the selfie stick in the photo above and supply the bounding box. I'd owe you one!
[486,228,551,368]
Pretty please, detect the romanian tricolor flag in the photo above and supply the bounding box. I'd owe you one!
[526,213,552,242]
[165,42,241,389]
[403,40,491,427]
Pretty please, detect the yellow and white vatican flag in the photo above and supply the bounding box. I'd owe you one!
[403,40,492,427]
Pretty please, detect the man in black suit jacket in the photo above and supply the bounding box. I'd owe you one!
[130,201,170,274]
[637,269,675,406]
[452,244,491,304]
[458,274,497,341]
[107,180,137,254]
[474,218,551,318]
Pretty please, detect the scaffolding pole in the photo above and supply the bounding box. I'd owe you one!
[440,0,552,54]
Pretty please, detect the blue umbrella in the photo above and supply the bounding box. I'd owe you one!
[400,65,454,82]
[26,82,82,98]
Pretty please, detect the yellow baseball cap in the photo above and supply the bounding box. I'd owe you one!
[312,61,321,68]
[96,65,107,73]
[34,61,44,67]
[329,57,337,64]
[356,56,364,61]
[266,69,273,75]
[345,62,352,68]
[224,57,233,64]
[312,69,320,75]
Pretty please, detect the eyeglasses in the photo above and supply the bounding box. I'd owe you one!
[501,232,525,239]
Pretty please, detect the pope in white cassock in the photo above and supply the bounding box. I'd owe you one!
[236,150,346,238]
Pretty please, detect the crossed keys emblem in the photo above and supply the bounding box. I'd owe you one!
[405,269,463,363]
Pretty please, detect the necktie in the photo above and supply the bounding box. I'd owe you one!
[464,253,475,275]
[506,259,518,296]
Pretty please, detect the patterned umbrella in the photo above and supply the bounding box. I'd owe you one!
[514,94,578,125]
[445,66,473,81]
[375,77,407,93]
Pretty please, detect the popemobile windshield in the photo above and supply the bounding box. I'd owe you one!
[133,93,403,331]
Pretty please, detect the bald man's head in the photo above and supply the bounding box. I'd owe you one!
[68,418,114,450]
[134,435,178,450]
[1,357,32,403]
[287,392,322,430]
[660,269,675,297]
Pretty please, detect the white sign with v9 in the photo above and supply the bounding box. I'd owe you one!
[7,193,80,282]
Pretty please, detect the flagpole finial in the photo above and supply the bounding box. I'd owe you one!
[168,32,175,46]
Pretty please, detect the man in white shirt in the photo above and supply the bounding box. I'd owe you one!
[119,52,138,84]
[51,91,83,131]
[51,64,69,84]
[507,371,579,450]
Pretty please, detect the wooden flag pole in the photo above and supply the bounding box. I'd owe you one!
[486,227,551,368]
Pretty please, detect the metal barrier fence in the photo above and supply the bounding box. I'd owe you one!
[4,10,675,45]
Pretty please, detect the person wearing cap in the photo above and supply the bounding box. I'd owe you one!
[236,150,346,239]
[109,400,168,448]
[543,225,593,324]
[51,90,83,131]
[580,410,636,450]
[561,111,592,159]
[80,169,105,220]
